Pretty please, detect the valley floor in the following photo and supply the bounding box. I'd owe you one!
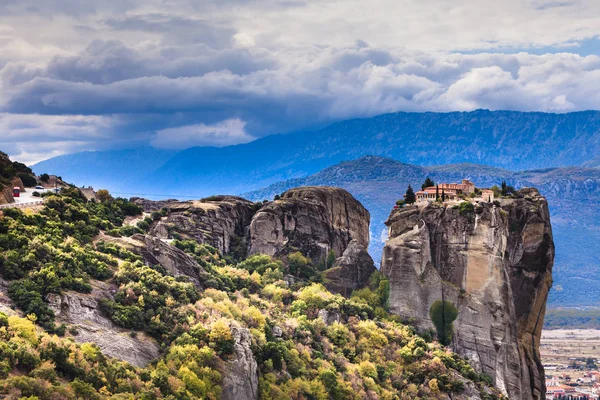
[541,329,600,398]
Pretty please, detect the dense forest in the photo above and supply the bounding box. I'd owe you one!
[0,177,501,399]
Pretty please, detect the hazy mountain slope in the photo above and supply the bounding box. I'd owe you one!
[245,156,600,307]
[32,147,178,193]
[33,110,600,198]
[583,156,600,168]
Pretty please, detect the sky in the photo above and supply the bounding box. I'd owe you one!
[1,0,600,164]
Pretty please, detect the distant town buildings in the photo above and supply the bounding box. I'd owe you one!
[546,371,600,399]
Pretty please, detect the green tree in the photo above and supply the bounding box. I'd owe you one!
[39,173,50,183]
[422,177,435,190]
[586,357,597,369]
[501,180,516,196]
[288,252,311,277]
[435,185,440,201]
[95,189,112,202]
[441,188,446,202]
[18,173,37,187]
[326,250,337,269]
[429,300,458,346]
[404,185,416,204]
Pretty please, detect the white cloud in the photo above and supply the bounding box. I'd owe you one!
[151,119,254,149]
[1,1,600,162]
[0,113,127,164]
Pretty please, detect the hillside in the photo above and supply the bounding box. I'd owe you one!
[0,185,504,400]
[32,109,600,197]
[244,156,600,308]
[0,151,38,204]
[31,147,178,195]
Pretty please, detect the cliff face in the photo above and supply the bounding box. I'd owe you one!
[322,239,377,296]
[381,188,554,400]
[145,196,257,255]
[248,187,370,264]
[133,187,373,296]
[126,234,211,289]
[46,281,161,367]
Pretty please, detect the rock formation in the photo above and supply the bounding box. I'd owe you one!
[0,177,24,205]
[47,281,161,367]
[248,187,370,265]
[145,196,257,255]
[381,188,554,400]
[221,326,259,400]
[105,233,210,289]
[322,239,377,296]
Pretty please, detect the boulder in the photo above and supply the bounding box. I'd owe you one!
[248,187,370,265]
[145,196,257,255]
[322,239,377,296]
[110,234,210,289]
[381,189,553,400]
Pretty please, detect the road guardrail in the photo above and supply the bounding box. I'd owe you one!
[0,199,44,210]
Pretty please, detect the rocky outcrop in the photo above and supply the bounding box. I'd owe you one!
[0,187,14,205]
[145,196,256,255]
[248,187,370,265]
[12,177,25,192]
[46,281,161,367]
[0,279,17,315]
[0,177,22,205]
[221,326,259,400]
[106,234,210,289]
[323,239,377,296]
[131,197,178,212]
[381,188,553,400]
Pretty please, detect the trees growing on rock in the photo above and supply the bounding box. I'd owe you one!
[422,177,435,190]
[404,185,416,204]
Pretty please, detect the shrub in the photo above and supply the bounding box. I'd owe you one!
[429,300,458,346]
[237,254,282,274]
[95,189,112,202]
[209,319,234,355]
[18,173,37,187]
[458,202,474,216]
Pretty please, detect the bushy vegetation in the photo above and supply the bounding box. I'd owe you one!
[0,187,142,330]
[0,151,36,190]
[0,182,502,399]
[429,300,458,346]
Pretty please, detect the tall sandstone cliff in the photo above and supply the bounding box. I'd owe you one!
[381,188,554,400]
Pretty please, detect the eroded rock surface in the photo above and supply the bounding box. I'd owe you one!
[106,233,210,289]
[323,239,377,296]
[47,281,161,367]
[143,196,257,255]
[381,188,553,400]
[222,326,259,400]
[248,187,370,265]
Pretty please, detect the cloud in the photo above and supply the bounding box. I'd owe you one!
[151,118,253,149]
[1,1,600,163]
[0,113,127,164]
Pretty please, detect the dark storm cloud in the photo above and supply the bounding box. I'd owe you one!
[2,0,600,164]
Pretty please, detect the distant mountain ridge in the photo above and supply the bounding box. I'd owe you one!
[33,109,600,197]
[244,156,600,308]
